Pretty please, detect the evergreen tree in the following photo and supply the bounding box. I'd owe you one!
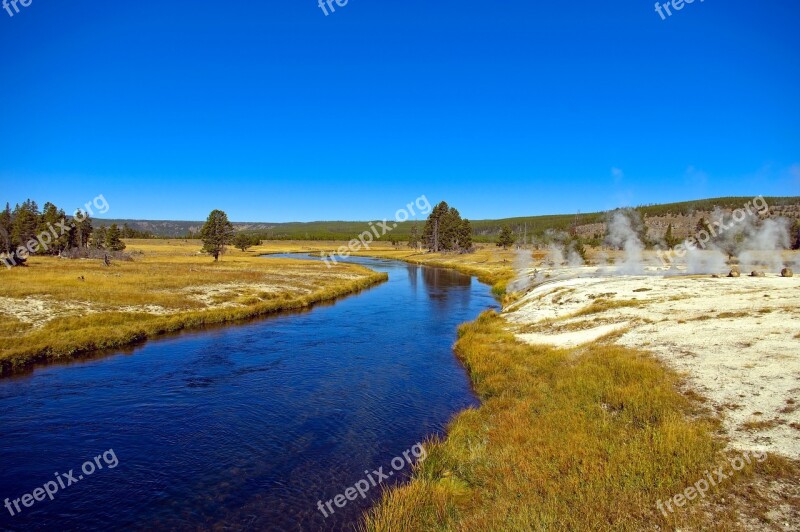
[233,232,255,252]
[11,200,40,253]
[423,201,450,252]
[457,219,473,252]
[74,210,94,248]
[408,223,420,249]
[792,219,800,250]
[696,217,711,235]
[567,236,587,262]
[441,207,461,250]
[39,202,70,254]
[93,226,108,249]
[0,203,12,254]
[105,224,126,251]
[422,202,474,253]
[497,225,514,249]
[664,223,679,248]
[200,209,235,261]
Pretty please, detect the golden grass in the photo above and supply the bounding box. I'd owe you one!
[740,419,782,432]
[568,298,644,318]
[0,240,386,375]
[350,244,516,295]
[362,311,799,531]
[717,311,751,319]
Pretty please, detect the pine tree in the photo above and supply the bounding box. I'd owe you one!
[11,200,40,253]
[408,223,420,249]
[497,225,514,249]
[93,226,108,249]
[105,224,126,251]
[458,219,473,252]
[423,201,450,252]
[200,210,235,261]
[0,203,12,254]
[696,217,711,235]
[664,223,679,248]
[233,232,255,252]
[792,219,800,250]
[39,202,70,254]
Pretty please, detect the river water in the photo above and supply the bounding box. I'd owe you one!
[0,255,497,531]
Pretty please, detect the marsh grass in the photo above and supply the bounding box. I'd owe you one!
[0,240,386,375]
[361,311,797,531]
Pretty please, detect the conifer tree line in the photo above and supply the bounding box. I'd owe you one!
[0,199,136,264]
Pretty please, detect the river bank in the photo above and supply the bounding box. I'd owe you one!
[255,240,517,296]
[0,240,387,376]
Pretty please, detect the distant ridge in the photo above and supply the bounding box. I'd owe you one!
[97,196,800,241]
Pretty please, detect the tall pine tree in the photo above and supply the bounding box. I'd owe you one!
[200,210,235,261]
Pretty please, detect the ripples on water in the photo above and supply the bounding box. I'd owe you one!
[0,256,497,531]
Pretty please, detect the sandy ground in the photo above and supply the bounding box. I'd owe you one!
[0,274,370,328]
[504,265,800,460]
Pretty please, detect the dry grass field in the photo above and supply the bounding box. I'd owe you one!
[0,240,386,375]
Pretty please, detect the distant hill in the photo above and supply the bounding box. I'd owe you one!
[97,196,800,242]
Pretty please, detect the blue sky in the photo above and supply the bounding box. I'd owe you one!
[1,0,798,222]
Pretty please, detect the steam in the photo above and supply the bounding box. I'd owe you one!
[685,247,727,275]
[738,218,791,272]
[566,243,585,268]
[506,201,793,291]
[605,210,644,274]
[508,248,536,292]
[665,203,791,274]
[545,243,564,267]
[544,230,584,268]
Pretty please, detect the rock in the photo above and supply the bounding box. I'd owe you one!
[728,267,741,278]
[711,274,720,278]
[781,268,794,277]
[750,271,766,277]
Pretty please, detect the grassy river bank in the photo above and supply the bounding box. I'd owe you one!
[0,240,387,375]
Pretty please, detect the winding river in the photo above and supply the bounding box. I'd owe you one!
[0,255,497,531]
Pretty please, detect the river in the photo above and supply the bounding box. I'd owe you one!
[0,255,497,531]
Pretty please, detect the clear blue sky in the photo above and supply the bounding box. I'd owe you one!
[1,0,798,222]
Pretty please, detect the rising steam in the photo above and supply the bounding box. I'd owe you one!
[605,210,645,274]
